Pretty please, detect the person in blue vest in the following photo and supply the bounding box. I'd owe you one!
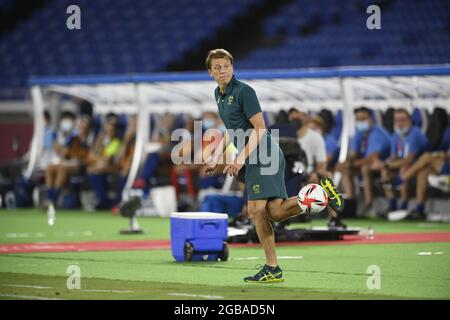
[337,107,391,213]
[373,108,430,218]
[395,125,450,218]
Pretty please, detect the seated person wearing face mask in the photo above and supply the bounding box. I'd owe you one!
[395,126,450,219]
[372,108,430,217]
[46,112,91,218]
[337,107,391,213]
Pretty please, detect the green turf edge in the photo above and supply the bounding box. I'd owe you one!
[0,272,419,300]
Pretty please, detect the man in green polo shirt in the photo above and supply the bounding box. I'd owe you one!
[204,49,343,283]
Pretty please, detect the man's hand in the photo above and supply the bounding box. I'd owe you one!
[223,162,243,177]
[205,156,218,175]
[336,160,351,171]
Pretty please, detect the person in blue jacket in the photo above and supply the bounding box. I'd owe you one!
[372,108,430,218]
[337,107,391,212]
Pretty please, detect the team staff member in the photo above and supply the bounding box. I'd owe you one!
[203,49,343,283]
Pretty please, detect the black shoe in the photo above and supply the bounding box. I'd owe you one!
[406,210,426,221]
[378,209,391,220]
[327,216,347,229]
[119,196,142,218]
[320,177,344,214]
[95,199,113,210]
[244,265,284,283]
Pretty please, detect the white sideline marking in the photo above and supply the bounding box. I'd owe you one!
[233,256,303,261]
[3,285,134,294]
[0,294,65,300]
[5,233,30,238]
[3,230,94,239]
[81,289,134,293]
[417,252,445,256]
[278,256,303,260]
[167,293,224,299]
[4,284,52,289]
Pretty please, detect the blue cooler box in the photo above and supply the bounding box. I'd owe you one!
[170,212,229,262]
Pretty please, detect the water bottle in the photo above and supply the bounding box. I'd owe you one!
[367,227,374,240]
[5,191,16,210]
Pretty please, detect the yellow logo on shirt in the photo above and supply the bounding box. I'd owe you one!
[227,96,234,105]
[252,184,261,194]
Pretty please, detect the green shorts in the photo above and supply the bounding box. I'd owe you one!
[245,146,288,201]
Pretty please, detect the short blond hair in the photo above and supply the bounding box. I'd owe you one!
[205,49,233,70]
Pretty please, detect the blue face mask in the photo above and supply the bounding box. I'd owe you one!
[355,121,370,132]
[394,126,409,137]
[202,119,215,130]
[218,124,227,134]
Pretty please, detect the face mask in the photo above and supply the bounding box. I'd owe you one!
[394,126,409,137]
[355,121,370,132]
[60,119,74,132]
[202,119,215,130]
[218,124,227,134]
[310,127,321,134]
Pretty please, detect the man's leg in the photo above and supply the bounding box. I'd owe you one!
[399,168,410,211]
[414,166,429,218]
[381,167,397,211]
[244,199,285,283]
[45,164,58,203]
[248,199,277,267]
[340,165,355,199]
[265,197,302,223]
[55,163,79,189]
[361,164,373,207]
[401,152,432,181]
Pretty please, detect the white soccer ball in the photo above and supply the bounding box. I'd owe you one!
[297,183,328,214]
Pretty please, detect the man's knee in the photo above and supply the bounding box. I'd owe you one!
[361,164,371,176]
[266,205,284,222]
[269,211,284,222]
[420,152,432,162]
[247,205,265,221]
[57,165,68,174]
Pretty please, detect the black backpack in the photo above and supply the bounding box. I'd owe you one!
[426,107,448,151]
[278,137,308,179]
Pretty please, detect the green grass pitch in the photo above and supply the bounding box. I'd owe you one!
[1,209,450,300]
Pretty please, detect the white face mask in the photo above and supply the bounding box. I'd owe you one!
[355,120,370,132]
[218,124,227,134]
[60,119,74,132]
[394,126,409,137]
[202,119,216,130]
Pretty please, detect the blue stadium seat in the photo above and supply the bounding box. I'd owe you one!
[0,0,260,99]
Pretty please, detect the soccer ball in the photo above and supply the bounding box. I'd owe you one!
[297,183,328,214]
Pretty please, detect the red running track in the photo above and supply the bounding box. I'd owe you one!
[1,232,450,254]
